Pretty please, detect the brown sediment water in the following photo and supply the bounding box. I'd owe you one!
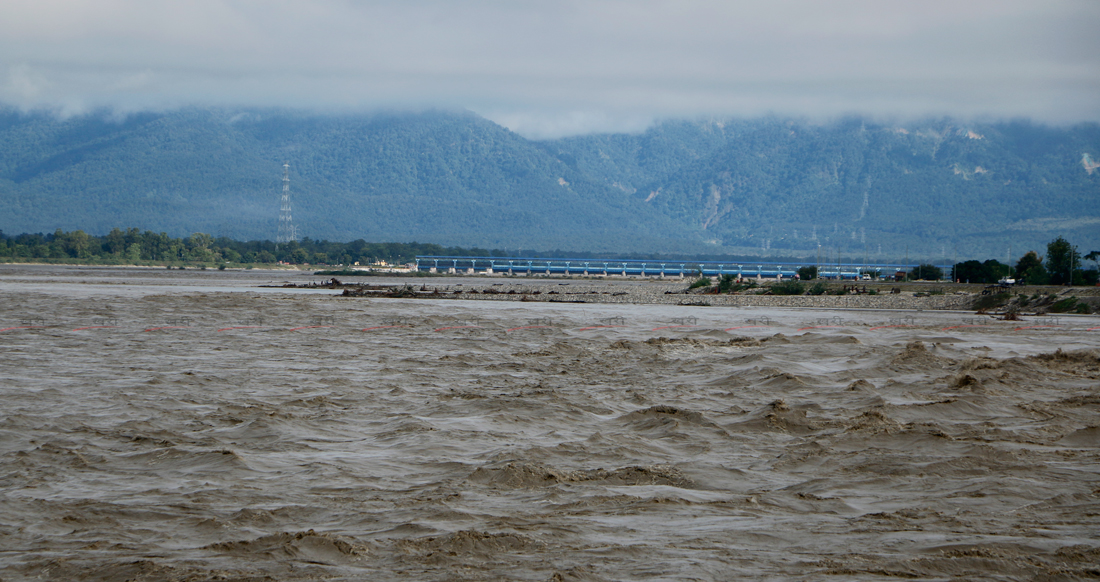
[1,265,1098,581]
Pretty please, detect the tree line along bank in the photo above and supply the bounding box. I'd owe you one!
[0,229,1096,286]
[891,237,1097,286]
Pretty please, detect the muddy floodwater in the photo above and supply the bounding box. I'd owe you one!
[2,266,1099,581]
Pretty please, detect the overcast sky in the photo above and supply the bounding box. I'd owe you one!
[2,0,1098,138]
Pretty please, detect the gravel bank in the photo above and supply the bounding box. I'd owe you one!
[346,279,979,310]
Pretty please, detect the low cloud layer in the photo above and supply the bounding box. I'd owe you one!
[2,0,1098,137]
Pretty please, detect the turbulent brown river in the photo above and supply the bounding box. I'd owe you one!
[2,265,1098,581]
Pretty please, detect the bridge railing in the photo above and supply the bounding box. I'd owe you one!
[413,256,918,277]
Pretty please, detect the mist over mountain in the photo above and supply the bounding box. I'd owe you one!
[1,107,1097,260]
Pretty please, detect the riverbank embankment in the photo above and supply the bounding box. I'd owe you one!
[330,278,1100,313]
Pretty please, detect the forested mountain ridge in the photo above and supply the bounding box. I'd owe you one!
[1,107,1097,259]
[548,118,1100,257]
[0,108,684,252]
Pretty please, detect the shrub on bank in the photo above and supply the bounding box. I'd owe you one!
[718,276,758,293]
[1050,297,1079,313]
[771,281,805,295]
[973,292,1010,311]
[689,276,712,289]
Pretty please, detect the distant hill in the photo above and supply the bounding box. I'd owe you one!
[1,107,1097,260]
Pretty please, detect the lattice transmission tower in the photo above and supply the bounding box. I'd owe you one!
[277,161,297,243]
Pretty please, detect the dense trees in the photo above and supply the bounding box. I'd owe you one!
[0,228,471,266]
[944,237,1098,285]
[908,264,943,281]
[1045,237,1080,285]
[1015,251,1050,285]
[951,259,1010,284]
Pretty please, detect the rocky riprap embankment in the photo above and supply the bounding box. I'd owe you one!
[340,280,978,310]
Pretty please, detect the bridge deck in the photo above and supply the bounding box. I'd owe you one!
[415,256,919,279]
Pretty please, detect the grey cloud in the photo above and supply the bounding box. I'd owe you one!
[1,0,1097,137]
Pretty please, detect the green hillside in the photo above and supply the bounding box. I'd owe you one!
[1,108,1097,259]
[551,117,1100,259]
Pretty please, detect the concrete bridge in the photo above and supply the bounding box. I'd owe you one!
[414,256,918,280]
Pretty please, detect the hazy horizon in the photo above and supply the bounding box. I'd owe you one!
[3,103,1098,143]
